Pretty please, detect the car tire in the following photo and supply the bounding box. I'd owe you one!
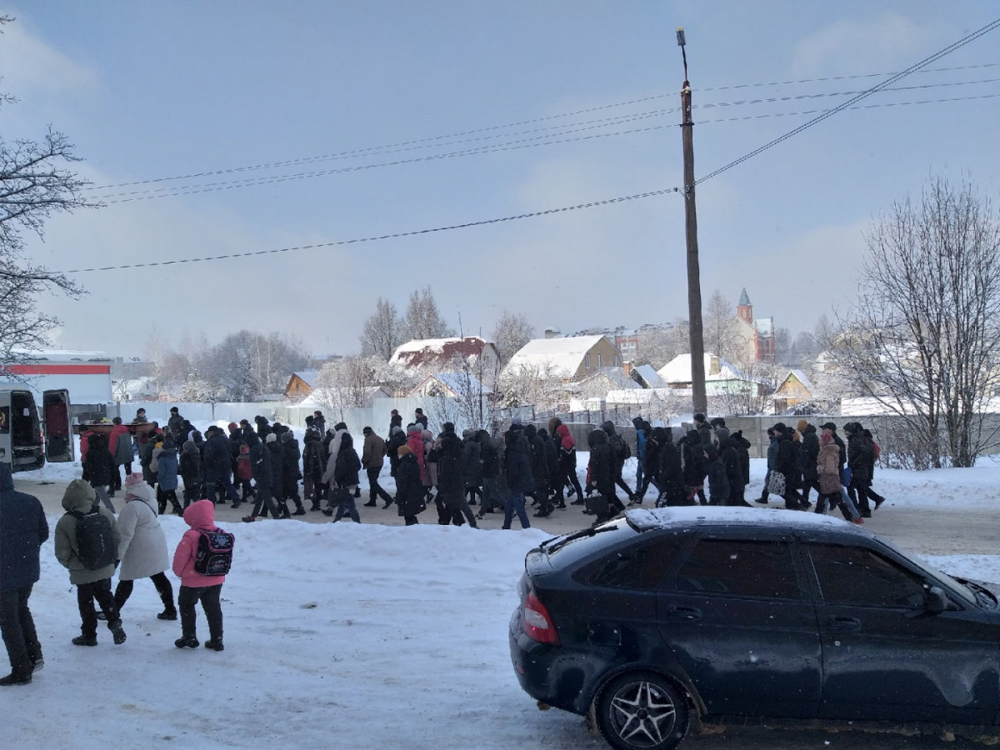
[596,671,689,750]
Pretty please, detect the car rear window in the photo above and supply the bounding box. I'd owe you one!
[544,521,640,571]
[675,538,802,600]
[576,533,689,590]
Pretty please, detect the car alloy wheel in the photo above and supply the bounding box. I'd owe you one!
[598,672,689,750]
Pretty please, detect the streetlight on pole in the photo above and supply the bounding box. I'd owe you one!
[677,26,707,415]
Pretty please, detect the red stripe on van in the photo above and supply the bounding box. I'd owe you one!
[6,365,111,375]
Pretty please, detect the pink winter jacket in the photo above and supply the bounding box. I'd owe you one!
[172,499,228,588]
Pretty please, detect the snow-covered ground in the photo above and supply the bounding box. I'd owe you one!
[5,429,1000,748]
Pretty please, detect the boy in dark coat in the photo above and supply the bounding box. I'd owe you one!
[329,433,362,523]
[704,445,730,506]
[82,433,117,513]
[393,446,426,525]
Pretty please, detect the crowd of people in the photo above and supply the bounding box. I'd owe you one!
[1,403,890,686]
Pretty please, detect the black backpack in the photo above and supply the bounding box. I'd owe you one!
[194,528,235,576]
[609,433,631,461]
[71,504,117,570]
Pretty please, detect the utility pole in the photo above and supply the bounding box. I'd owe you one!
[677,27,707,415]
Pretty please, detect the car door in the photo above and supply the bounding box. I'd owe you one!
[657,532,822,718]
[803,541,1000,725]
[43,389,74,462]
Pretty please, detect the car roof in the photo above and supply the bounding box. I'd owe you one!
[625,507,874,539]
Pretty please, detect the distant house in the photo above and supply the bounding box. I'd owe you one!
[772,369,815,411]
[284,370,320,401]
[657,353,758,395]
[504,335,624,383]
[629,364,666,389]
[390,337,499,376]
[408,372,491,398]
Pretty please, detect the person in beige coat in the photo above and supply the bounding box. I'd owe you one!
[113,473,176,620]
[54,480,127,646]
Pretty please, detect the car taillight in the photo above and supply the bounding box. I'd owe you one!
[523,591,559,645]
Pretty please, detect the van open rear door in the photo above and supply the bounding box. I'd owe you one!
[43,389,74,462]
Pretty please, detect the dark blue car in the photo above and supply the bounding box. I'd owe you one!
[509,507,1000,749]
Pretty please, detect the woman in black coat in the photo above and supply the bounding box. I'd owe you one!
[394,446,426,525]
[82,434,117,512]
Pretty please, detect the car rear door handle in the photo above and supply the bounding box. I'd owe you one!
[665,606,702,621]
[826,616,861,632]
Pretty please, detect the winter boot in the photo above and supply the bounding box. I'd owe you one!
[158,592,178,621]
[72,635,98,647]
[292,500,306,516]
[204,638,224,652]
[108,619,127,645]
[175,635,199,649]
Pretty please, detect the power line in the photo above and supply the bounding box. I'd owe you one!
[695,17,1000,186]
[84,61,999,193]
[64,187,681,273]
[94,80,999,204]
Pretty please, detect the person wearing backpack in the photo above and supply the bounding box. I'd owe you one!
[601,421,635,503]
[1,462,49,685]
[54,479,127,647]
[108,417,133,493]
[172,499,230,651]
[113,474,176,621]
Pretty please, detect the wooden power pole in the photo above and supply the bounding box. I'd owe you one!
[677,27,707,415]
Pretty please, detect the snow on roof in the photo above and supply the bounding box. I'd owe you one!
[657,353,747,384]
[605,388,677,405]
[632,364,666,388]
[390,337,495,370]
[625,506,872,534]
[290,370,320,387]
[7,349,114,363]
[783,368,814,393]
[504,335,609,378]
[412,371,491,397]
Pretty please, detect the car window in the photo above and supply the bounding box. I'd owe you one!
[807,544,926,608]
[577,534,688,590]
[674,538,801,600]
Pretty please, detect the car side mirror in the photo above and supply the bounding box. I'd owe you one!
[924,586,949,615]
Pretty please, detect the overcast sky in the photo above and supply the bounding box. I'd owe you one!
[3,1,999,358]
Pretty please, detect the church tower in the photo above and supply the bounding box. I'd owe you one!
[737,288,753,324]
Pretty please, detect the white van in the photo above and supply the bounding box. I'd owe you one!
[0,387,74,472]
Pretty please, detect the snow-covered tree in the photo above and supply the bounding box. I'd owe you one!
[360,297,404,360]
[403,286,454,341]
[491,309,534,366]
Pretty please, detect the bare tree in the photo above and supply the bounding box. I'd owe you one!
[491,309,534,366]
[360,297,404,360]
[704,290,741,360]
[195,330,309,402]
[314,355,380,420]
[633,320,689,369]
[831,177,1000,468]
[403,286,454,341]
[0,17,98,365]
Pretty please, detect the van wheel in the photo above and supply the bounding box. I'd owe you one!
[596,672,689,750]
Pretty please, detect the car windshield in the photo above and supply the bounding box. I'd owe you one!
[877,536,977,607]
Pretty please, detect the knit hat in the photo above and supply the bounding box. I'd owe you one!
[125,472,144,489]
[363,426,373,434]
[397,445,412,457]
[228,422,238,431]
[170,407,179,414]
[797,419,809,432]
[266,433,278,443]
[442,422,455,433]
[773,422,787,432]
[820,422,837,431]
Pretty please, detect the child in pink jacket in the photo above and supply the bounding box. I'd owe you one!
[172,500,230,651]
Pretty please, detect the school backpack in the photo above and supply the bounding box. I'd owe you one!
[71,504,117,570]
[194,527,235,576]
[609,433,631,461]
